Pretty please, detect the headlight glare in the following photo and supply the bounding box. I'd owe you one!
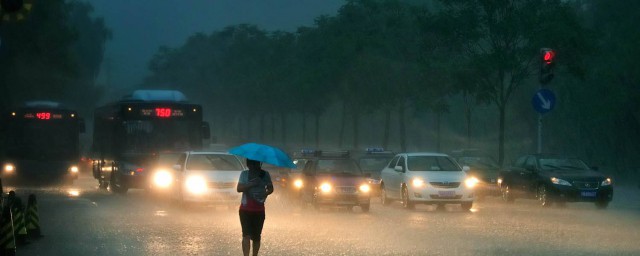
[465,177,480,188]
[186,176,207,194]
[551,177,572,186]
[319,183,332,193]
[601,178,612,186]
[153,170,173,188]
[412,178,425,187]
[4,164,15,172]
[359,184,371,193]
[70,166,79,173]
[293,179,303,188]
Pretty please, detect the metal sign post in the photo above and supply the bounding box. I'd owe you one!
[532,88,556,153]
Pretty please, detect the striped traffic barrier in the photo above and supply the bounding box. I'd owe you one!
[10,198,27,246]
[0,206,16,256]
[26,194,42,239]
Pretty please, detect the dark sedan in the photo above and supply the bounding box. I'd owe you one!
[457,156,502,198]
[498,154,613,208]
[300,152,372,212]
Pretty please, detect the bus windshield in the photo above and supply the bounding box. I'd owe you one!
[6,121,78,160]
[122,120,196,154]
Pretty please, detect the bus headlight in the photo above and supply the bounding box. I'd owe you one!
[70,166,79,173]
[4,164,15,173]
[186,176,207,194]
[293,179,303,189]
[153,170,173,188]
[359,184,371,193]
[465,177,480,188]
[319,183,332,193]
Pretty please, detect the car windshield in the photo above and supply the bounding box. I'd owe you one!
[539,158,590,171]
[359,157,392,173]
[408,156,460,172]
[458,157,500,170]
[158,153,181,166]
[186,154,243,171]
[291,159,308,173]
[316,159,361,174]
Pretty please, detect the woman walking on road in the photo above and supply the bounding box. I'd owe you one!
[237,159,274,256]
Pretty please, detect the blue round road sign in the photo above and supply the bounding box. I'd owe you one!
[532,89,556,114]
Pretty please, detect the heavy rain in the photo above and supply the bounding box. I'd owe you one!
[0,0,639,255]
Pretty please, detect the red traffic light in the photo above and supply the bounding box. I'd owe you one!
[541,49,555,64]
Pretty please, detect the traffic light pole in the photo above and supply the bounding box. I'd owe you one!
[537,48,555,154]
[538,93,543,154]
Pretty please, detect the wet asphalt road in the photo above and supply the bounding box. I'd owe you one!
[7,173,640,256]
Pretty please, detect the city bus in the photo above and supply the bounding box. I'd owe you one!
[91,90,210,194]
[0,101,85,185]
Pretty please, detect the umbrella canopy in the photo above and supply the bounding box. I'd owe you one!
[228,143,296,169]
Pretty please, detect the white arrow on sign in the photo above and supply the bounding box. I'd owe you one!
[537,92,551,109]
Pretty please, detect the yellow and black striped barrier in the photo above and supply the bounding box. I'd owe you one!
[25,194,41,239]
[0,204,16,256]
[9,198,27,246]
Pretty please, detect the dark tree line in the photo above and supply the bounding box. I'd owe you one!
[0,0,111,116]
[144,0,639,179]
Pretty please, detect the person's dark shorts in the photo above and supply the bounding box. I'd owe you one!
[239,210,265,241]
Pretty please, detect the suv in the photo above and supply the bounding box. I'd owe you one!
[380,153,476,211]
[299,151,372,212]
[499,154,613,208]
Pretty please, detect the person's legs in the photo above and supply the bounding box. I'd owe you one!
[239,211,252,256]
[251,238,260,256]
[243,236,251,256]
[250,212,266,256]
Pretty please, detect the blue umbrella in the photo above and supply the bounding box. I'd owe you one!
[228,143,296,169]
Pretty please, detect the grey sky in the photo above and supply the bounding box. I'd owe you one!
[87,0,344,89]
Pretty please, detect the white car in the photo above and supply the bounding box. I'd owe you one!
[152,151,245,205]
[380,153,477,211]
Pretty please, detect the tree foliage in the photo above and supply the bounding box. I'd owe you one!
[0,0,111,115]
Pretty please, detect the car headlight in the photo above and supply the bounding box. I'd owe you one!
[186,176,207,194]
[4,164,15,172]
[465,177,480,188]
[70,166,79,173]
[293,179,303,189]
[551,177,572,186]
[359,184,371,193]
[601,178,612,186]
[319,182,332,193]
[497,178,503,185]
[412,178,425,187]
[153,170,173,188]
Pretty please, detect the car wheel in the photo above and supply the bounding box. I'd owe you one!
[595,200,609,209]
[538,185,552,207]
[361,204,370,213]
[501,185,515,203]
[401,186,415,210]
[381,185,392,206]
[461,202,473,212]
